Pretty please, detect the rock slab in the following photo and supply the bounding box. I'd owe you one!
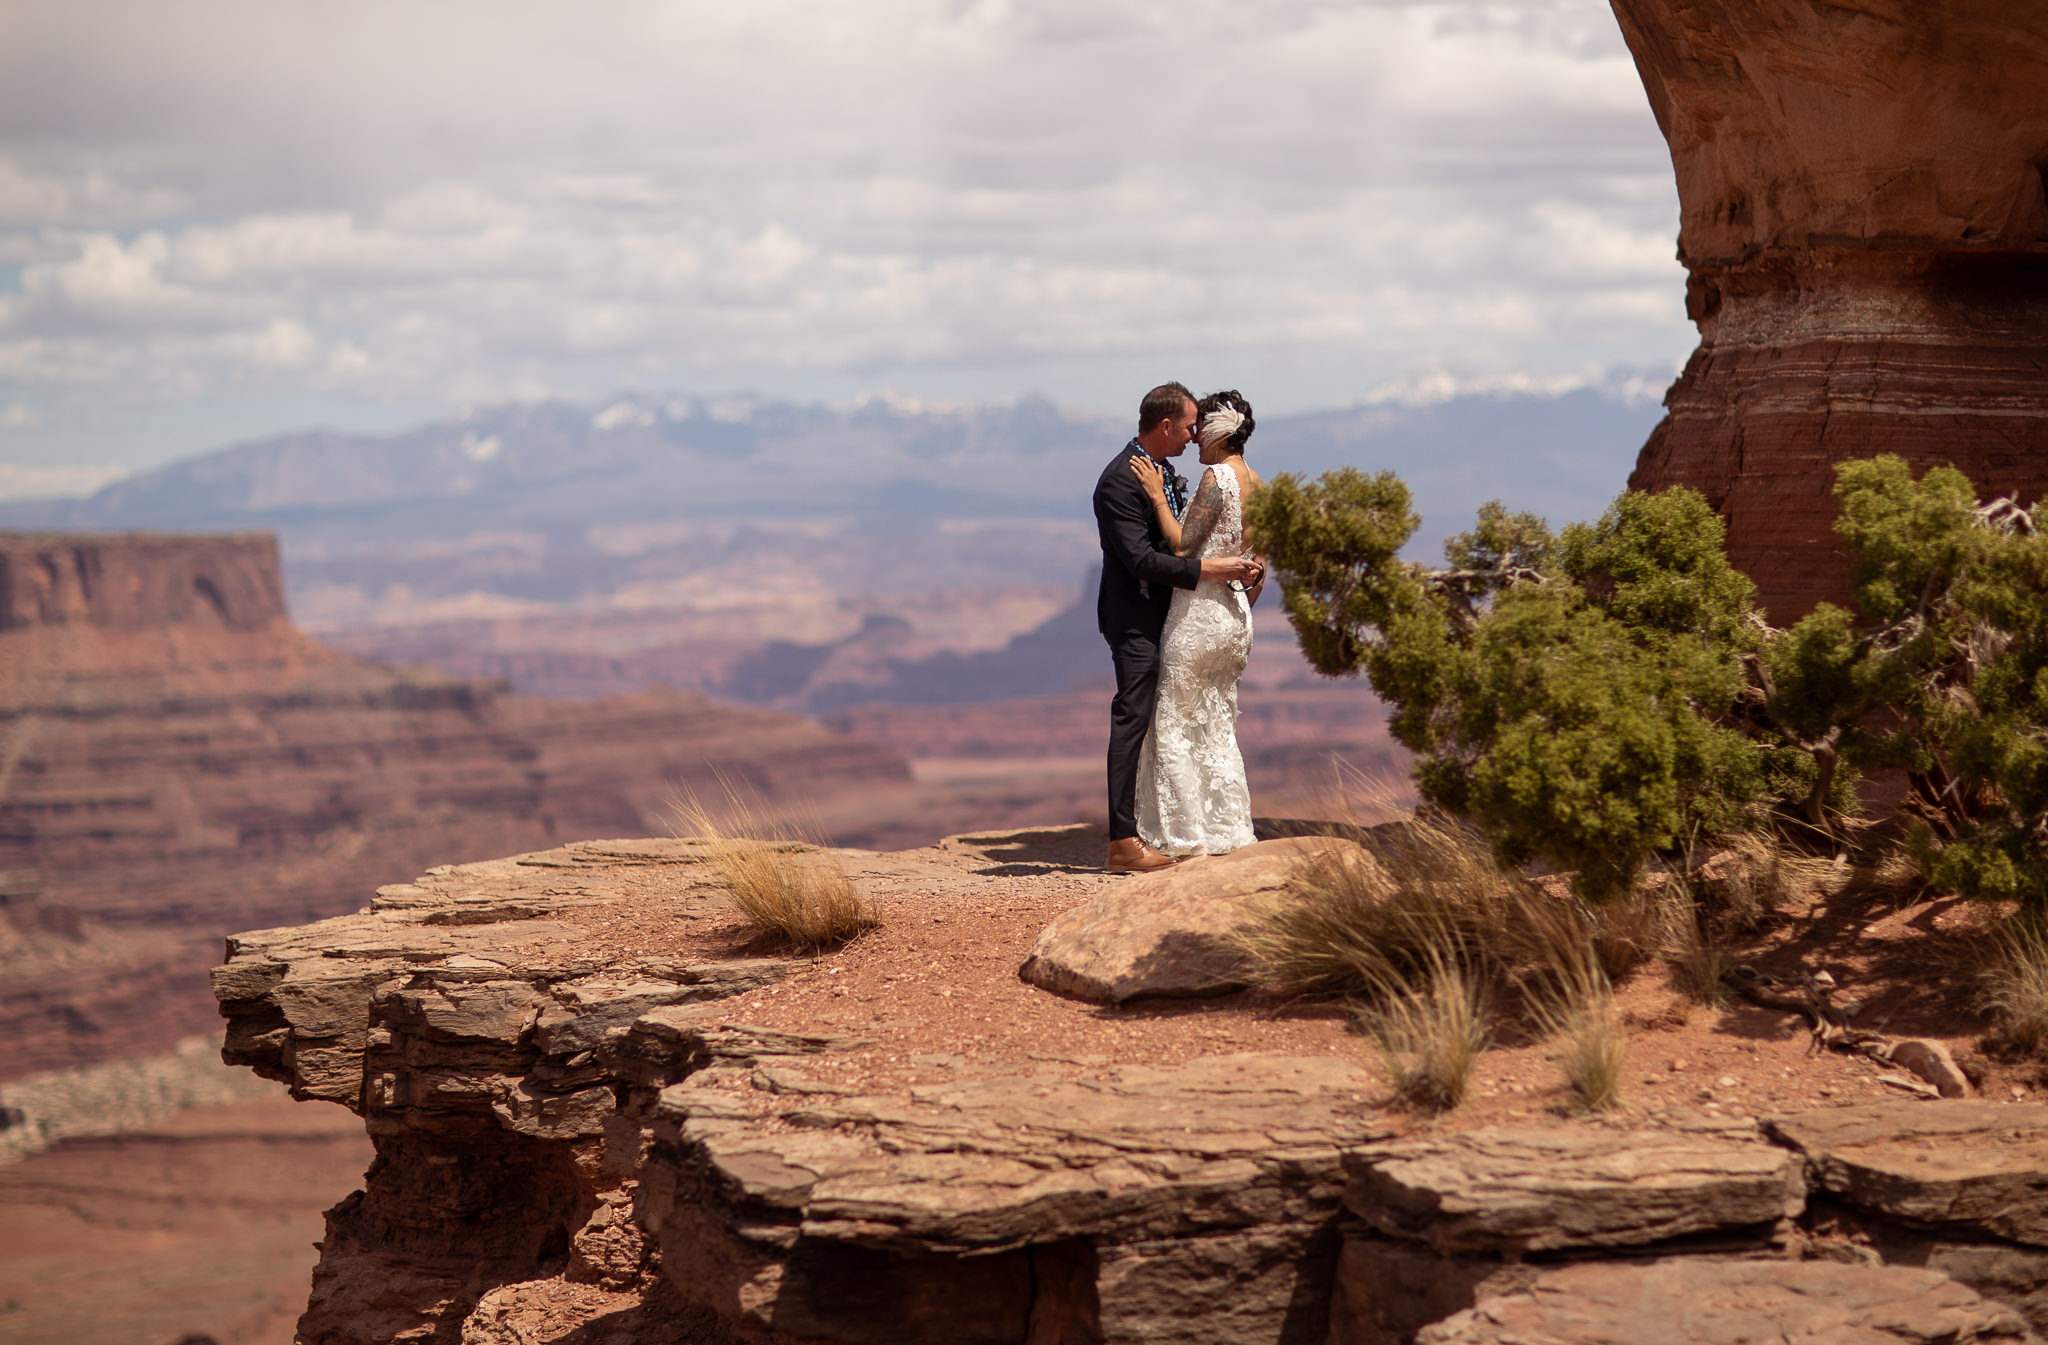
[1347,1123,1806,1254]
[1018,837,1381,1004]
[1768,1100,2048,1247]
[1416,1258,2038,1345]
[640,1052,1386,1344]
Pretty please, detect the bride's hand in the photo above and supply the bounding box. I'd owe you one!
[1128,454,1166,503]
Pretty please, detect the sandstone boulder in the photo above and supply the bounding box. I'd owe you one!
[1767,1101,2048,1247]
[1017,837,1380,1004]
[1346,1124,1805,1255]
[1414,1259,2036,1345]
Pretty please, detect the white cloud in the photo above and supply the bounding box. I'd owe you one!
[0,0,1693,468]
[0,459,127,500]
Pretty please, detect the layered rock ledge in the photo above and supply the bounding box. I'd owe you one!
[214,830,2048,1344]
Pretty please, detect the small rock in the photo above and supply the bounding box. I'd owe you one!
[1717,1075,1739,1088]
[1883,1039,1972,1099]
[1669,1059,1688,1072]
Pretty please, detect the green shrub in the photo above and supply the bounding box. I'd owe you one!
[1251,479,1783,899]
[1249,452,2048,914]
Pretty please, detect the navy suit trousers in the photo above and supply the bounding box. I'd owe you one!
[1106,631,1161,841]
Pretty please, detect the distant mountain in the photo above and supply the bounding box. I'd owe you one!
[4,384,1664,535]
[0,381,1667,604]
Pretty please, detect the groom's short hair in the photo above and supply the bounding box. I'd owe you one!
[1138,382,1195,436]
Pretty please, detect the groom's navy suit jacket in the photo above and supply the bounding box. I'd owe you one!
[1093,442,1201,641]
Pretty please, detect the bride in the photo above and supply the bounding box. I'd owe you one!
[1127,389,1266,858]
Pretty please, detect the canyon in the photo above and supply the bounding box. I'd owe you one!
[1617,0,2048,621]
[0,529,914,1086]
[0,529,1387,1343]
[0,526,1394,1094]
[21,8,2048,1342]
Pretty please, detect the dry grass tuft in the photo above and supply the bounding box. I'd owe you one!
[1234,811,1527,1001]
[1984,921,2048,1057]
[670,783,878,952]
[1586,889,1663,981]
[1712,830,1846,930]
[1535,955,1627,1111]
[1870,843,1931,903]
[1357,954,1489,1113]
[1663,897,1736,1007]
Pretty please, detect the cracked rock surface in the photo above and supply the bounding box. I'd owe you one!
[1416,1259,2038,1345]
[211,832,2048,1345]
[1769,1101,2048,1247]
[1346,1123,1806,1254]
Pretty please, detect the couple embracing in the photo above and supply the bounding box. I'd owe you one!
[1093,382,1267,873]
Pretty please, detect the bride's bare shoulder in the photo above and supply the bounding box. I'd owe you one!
[1235,460,1263,493]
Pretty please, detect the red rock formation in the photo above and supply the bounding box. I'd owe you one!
[211,838,2048,1343]
[0,531,343,705]
[1613,0,2048,621]
[0,531,911,1082]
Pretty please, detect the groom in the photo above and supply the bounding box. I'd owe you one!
[1093,382,1263,872]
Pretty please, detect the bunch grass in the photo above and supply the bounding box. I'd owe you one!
[1358,954,1488,1113]
[1984,920,2048,1057]
[670,781,878,952]
[1712,829,1845,930]
[1533,954,1627,1111]
[1664,897,1736,1007]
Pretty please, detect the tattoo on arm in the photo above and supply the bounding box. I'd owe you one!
[1177,471,1225,556]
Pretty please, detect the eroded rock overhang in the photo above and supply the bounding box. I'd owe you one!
[1611,0,2048,622]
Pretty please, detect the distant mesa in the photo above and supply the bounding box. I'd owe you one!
[0,530,345,708]
[1616,0,2048,621]
[0,532,289,632]
[0,528,910,1083]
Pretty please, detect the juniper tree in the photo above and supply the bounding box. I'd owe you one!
[1250,452,2048,914]
[1771,457,2048,909]
[1249,475,1778,899]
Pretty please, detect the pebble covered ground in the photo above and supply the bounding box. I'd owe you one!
[492,821,2035,1131]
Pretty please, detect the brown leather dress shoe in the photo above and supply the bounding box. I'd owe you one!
[1106,837,1176,873]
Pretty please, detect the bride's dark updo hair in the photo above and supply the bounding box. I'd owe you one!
[1196,389,1255,454]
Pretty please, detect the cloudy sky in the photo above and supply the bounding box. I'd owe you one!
[0,0,1693,496]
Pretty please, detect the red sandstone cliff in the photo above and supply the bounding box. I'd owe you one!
[0,532,344,703]
[0,531,911,1081]
[1613,0,2048,621]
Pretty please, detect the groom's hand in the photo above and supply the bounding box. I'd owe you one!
[1201,555,1263,585]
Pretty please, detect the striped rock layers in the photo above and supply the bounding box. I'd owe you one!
[1612,0,2048,621]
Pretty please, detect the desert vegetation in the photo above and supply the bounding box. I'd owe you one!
[670,785,879,952]
[1238,812,1661,1111]
[1241,453,2048,1104]
[1251,454,2048,912]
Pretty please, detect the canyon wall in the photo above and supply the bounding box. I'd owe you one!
[0,531,911,1082]
[1613,0,2048,621]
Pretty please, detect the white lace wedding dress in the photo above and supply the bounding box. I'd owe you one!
[1136,464,1256,857]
